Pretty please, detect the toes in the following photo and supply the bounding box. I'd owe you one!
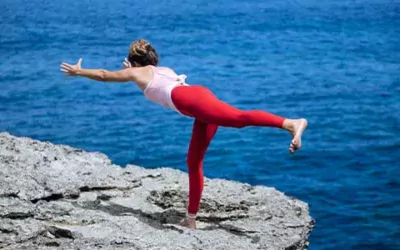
[289,142,299,154]
[289,144,295,153]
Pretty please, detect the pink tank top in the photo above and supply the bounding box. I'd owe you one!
[143,66,188,113]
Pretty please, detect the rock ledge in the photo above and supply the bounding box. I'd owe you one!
[0,132,314,249]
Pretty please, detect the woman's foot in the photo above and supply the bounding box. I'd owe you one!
[179,216,197,229]
[283,118,308,154]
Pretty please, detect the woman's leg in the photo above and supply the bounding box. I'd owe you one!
[187,119,218,214]
[172,85,307,153]
[179,119,218,229]
[172,85,285,128]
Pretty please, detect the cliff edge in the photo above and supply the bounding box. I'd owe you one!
[0,132,314,249]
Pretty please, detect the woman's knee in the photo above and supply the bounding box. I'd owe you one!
[231,112,249,128]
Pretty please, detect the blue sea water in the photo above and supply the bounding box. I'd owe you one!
[1,0,399,249]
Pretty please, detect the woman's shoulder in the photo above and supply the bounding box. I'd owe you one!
[153,66,178,75]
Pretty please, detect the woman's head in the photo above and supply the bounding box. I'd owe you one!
[128,39,158,67]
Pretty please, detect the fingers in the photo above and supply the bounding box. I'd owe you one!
[61,62,72,67]
[60,63,72,76]
[60,68,72,76]
[124,58,131,68]
[60,65,70,70]
[122,62,130,68]
[60,59,82,69]
[60,65,72,74]
[61,63,73,70]
[60,60,80,77]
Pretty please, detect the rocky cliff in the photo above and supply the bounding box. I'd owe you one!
[0,132,314,249]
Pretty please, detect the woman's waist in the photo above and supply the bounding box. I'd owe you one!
[144,83,189,106]
[144,82,187,95]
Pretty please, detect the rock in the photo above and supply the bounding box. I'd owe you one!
[0,132,314,249]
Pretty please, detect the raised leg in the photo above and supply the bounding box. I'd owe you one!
[172,85,307,153]
[172,85,285,128]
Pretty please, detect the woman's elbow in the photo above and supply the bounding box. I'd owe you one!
[98,70,108,81]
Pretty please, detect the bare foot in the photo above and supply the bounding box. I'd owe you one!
[284,118,308,154]
[178,216,197,229]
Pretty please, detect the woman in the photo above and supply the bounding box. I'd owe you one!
[60,39,308,229]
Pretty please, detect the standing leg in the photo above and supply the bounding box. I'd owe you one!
[180,119,218,228]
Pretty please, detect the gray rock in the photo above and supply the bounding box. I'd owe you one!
[0,132,314,249]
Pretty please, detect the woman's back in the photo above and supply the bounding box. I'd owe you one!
[142,66,188,111]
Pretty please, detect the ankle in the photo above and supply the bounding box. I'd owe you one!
[282,119,295,132]
[186,212,197,219]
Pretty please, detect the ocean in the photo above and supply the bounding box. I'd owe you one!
[1,0,399,249]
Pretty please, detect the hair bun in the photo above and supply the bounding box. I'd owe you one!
[128,39,159,66]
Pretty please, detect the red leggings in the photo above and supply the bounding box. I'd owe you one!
[171,85,285,214]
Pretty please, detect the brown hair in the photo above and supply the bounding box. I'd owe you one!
[128,39,158,67]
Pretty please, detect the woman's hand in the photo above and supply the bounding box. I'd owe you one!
[60,58,83,76]
[122,58,131,69]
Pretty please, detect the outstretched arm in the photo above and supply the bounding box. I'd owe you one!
[60,58,136,83]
